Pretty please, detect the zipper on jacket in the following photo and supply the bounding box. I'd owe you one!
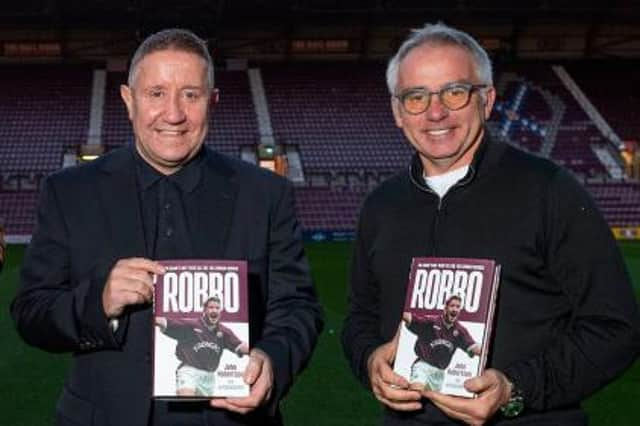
[408,162,477,256]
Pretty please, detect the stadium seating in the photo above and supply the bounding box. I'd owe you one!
[102,72,132,148]
[587,182,640,227]
[566,62,640,142]
[261,63,414,174]
[0,65,93,235]
[294,187,368,231]
[1,62,639,236]
[0,65,92,174]
[491,63,608,177]
[0,192,39,235]
[261,63,414,235]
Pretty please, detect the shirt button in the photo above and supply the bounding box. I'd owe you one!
[166,227,173,238]
[164,203,171,211]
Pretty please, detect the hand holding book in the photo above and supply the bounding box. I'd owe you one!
[424,368,513,424]
[103,258,164,318]
[210,348,274,413]
[366,324,423,412]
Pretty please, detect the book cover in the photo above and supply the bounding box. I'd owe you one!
[152,260,250,399]
[393,257,500,398]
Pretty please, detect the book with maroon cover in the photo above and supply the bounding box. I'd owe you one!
[393,257,500,398]
[152,260,249,399]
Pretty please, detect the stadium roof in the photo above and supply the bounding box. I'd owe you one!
[1,1,638,61]
[1,0,639,30]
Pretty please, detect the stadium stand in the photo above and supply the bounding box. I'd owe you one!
[567,62,640,142]
[261,62,413,174]
[0,65,92,174]
[261,63,413,237]
[0,65,93,237]
[0,192,39,236]
[294,187,367,233]
[1,62,639,238]
[588,182,640,227]
[102,72,132,148]
[490,63,608,177]
[489,63,638,236]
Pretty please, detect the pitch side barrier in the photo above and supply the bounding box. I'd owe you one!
[612,227,640,240]
[10,229,638,244]
[303,230,355,242]
[303,228,640,242]
[5,235,31,244]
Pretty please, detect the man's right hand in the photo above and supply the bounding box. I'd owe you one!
[367,326,422,411]
[155,316,168,330]
[102,258,165,318]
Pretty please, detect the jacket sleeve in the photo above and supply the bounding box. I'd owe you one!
[341,197,386,389]
[252,180,324,406]
[10,176,121,353]
[503,169,640,411]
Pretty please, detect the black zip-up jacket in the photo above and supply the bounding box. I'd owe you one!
[342,136,640,425]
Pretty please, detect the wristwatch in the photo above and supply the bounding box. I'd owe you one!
[500,380,525,418]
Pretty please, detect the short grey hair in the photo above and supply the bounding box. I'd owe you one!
[386,22,493,95]
[127,28,215,89]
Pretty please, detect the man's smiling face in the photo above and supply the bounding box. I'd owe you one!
[120,49,215,175]
[392,43,495,176]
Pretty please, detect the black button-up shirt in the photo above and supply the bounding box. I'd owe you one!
[133,148,204,260]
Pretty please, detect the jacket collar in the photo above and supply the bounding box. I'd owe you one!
[188,147,237,258]
[132,146,204,194]
[95,145,238,259]
[408,131,496,192]
[95,146,147,258]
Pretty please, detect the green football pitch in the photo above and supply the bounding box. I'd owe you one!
[0,242,638,425]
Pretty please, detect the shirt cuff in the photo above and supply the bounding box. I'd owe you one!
[109,318,119,332]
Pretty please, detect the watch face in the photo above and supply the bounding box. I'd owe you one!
[500,395,525,418]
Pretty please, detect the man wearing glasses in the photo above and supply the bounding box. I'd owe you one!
[342,22,639,425]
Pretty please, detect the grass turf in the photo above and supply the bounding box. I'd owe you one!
[0,241,638,425]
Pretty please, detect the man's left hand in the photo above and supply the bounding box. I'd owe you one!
[210,348,274,414]
[424,368,512,426]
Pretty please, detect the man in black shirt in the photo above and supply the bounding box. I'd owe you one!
[13,28,323,426]
[342,22,639,425]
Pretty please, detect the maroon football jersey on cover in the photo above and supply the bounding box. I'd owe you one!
[408,314,476,369]
[153,260,250,398]
[394,257,500,397]
[164,317,243,372]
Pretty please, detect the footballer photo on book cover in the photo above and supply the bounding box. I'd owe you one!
[152,260,250,399]
[394,257,500,398]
